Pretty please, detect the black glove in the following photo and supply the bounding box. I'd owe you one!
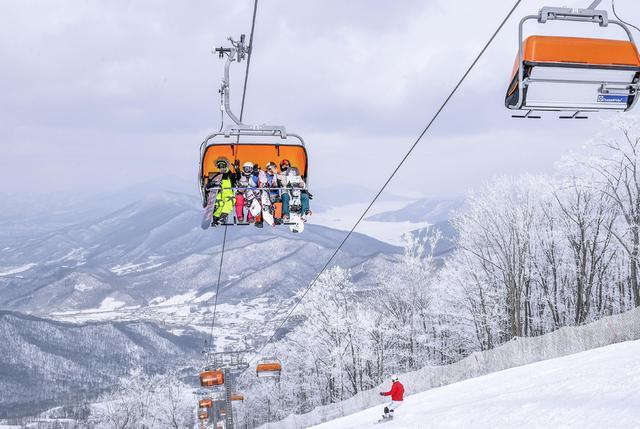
[379,392,385,396]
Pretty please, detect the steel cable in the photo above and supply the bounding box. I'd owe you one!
[248,0,524,363]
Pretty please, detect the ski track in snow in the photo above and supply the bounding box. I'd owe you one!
[312,340,640,429]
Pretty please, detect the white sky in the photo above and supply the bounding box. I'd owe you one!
[1,0,640,198]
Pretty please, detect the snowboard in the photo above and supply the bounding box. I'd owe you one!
[258,170,275,226]
[287,170,304,213]
[289,212,305,233]
[260,190,275,226]
[248,197,262,218]
[201,188,219,230]
[376,416,394,424]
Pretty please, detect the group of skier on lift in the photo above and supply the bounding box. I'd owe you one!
[207,156,311,227]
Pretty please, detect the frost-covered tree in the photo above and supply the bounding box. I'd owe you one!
[586,116,640,307]
[89,369,193,429]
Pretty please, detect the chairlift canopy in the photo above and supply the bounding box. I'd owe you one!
[256,357,282,378]
[199,398,213,408]
[506,6,640,116]
[200,368,224,387]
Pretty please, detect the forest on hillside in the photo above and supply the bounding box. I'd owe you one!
[235,117,640,427]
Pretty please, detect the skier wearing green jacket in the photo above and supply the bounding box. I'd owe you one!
[208,157,238,226]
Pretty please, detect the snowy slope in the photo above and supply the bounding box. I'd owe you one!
[312,340,640,429]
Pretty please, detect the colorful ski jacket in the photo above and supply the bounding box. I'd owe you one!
[382,381,404,401]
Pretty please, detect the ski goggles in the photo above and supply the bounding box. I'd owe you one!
[216,162,228,169]
[242,166,252,173]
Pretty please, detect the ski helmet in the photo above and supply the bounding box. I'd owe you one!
[391,375,399,382]
[265,161,277,172]
[242,161,253,174]
[280,159,291,171]
[215,157,229,171]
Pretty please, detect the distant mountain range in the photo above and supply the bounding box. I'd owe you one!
[0,191,399,316]
[0,188,463,419]
[0,311,203,419]
[365,197,465,223]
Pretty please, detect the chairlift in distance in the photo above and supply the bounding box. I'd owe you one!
[230,393,245,401]
[506,2,640,119]
[199,397,213,408]
[198,408,209,420]
[200,367,224,387]
[256,357,282,379]
[198,35,310,228]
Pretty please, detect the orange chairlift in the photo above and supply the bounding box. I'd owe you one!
[198,408,209,420]
[199,35,310,232]
[230,393,245,401]
[199,397,213,408]
[506,1,640,118]
[256,357,282,379]
[200,367,225,387]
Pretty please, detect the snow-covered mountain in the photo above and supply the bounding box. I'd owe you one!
[365,197,465,224]
[0,189,461,422]
[0,190,404,371]
[0,190,399,317]
[312,340,640,429]
[0,311,202,419]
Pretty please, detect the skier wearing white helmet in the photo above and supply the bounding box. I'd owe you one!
[379,375,404,421]
[235,160,261,224]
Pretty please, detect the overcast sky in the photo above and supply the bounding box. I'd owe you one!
[1,0,640,199]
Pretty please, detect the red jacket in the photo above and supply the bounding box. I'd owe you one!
[382,381,404,401]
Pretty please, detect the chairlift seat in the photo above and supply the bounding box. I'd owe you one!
[198,408,208,420]
[201,142,308,183]
[199,398,213,408]
[200,368,224,387]
[256,358,282,378]
[506,36,640,112]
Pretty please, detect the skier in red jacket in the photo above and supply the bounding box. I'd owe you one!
[379,375,404,420]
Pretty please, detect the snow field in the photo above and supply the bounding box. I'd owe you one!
[312,340,640,429]
[268,307,640,429]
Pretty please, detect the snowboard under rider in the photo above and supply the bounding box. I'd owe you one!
[263,161,283,223]
[251,163,265,228]
[277,159,311,222]
[207,157,237,226]
[235,161,261,224]
[379,375,404,419]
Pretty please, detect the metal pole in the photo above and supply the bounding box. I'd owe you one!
[224,367,234,429]
[587,0,602,9]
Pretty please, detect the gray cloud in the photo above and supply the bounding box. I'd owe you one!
[1,0,639,197]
